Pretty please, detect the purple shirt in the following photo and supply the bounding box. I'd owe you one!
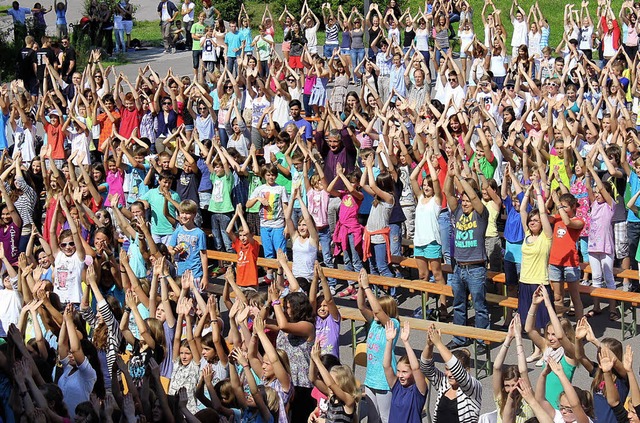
[316,314,340,358]
[0,222,20,265]
[588,201,615,255]
[314,127,357,191]
[390,380,427,423]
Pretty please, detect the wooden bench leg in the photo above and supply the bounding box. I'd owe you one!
[473,340,492,379]
[620,302,637,340]
[351,319,357,352]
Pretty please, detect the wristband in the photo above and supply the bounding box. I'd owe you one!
[124,306,132,313]
[272,300,281,306]
[364,286,371,290]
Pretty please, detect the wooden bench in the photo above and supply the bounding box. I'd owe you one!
[339,306,506,379]
[590,288,640,339]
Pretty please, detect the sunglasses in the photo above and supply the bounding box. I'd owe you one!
[448,78,457,82]
[287,78,295,82]
[163,102,172,105]
[198,107,207,110]
[547,82,558,87]
[61,241,75,248]
[225,86,233,89]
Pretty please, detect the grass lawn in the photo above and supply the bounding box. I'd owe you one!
[101,0,628,65]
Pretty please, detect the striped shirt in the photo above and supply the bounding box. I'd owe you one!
[376,52,393,76]
[326,23,339,45]
[420,355,482,423]
[540,26,550,48]
[11,177,37,228]
[81,299,124,389]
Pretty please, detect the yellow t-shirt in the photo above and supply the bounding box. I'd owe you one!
[482,199,500,237]
[520,230,552,285]
[549,155,570,191]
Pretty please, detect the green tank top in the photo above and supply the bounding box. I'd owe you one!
[545,354,576,408]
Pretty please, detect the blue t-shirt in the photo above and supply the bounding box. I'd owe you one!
[504,192,527,263]
[390,380,427,423]
[238,27,253,52]
[0,112,9,150]
[627,172,640,223]
[365,318,399,390]
[169,225,207,278]
[285,118,313,141]
[593,375,628,423]
[359,166,380,215]
[126,163,150,203]
[225,31,242,57]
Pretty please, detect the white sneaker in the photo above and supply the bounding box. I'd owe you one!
[535,358,544,367]
[171,47,176,54]
[580,280,591,286]
[329,286,336,296]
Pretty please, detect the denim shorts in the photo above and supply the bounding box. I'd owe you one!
[415,241,442,260]
[548,264,580,282]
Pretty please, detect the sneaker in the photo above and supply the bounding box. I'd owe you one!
[476,343,489,356]
[413,306,424,319]
[262,275,273,285]
[171,47,176,54]
[445,340,469,350]
[580,280,591,286]
[163,50,169,54]
[337,285,356,298]
[535,358,545,367]
[329,286,337,296]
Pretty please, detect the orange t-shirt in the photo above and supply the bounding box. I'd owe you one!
[45,122,66,160]
[96,110,121,152]
[549,214,583,267]
[233,238,259,287]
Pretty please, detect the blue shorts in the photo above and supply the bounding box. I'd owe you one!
[415,241,442,260]
[260,226,287,258]
[340,48,350,55]
[548,264,580,282]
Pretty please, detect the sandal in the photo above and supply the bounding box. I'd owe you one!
[585,309,602,318]
[336,285,356,298]
[526,353,542,363]
[610,311,621,321]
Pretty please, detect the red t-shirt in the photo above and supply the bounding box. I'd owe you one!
[549,214,583,267]
[45,122,66,160]
[233,237,259,287]
[119,107,142,139]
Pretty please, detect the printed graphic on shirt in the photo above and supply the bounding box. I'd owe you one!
[455,214,479,249]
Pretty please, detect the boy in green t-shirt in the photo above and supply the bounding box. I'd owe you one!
[207,141,235,265]
[191,12,206,76]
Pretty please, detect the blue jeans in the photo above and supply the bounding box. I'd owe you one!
[211,212,233,254]
[389,223,402,257]
[218,127,229,148]
[291,208,302,230]
[226,56,237,74]
[420,50,431,69]
[343,233,363,283]
[115,29,125,53]
[438,210,452,265]
[324,44,339,58]
[370,243,394,278]
[451,264,489,345]
[350,48,365,81]
[260,226,287,258]
[435,48,449,66]
[318,226,337,286]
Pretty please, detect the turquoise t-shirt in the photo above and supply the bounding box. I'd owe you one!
[364,318,400,390]
[209,172,234,213]
[139,188,180,236]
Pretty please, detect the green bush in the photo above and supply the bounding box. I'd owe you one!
[215,0,243,21]
[0,28,21,81]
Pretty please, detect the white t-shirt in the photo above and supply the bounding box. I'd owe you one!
[54,251,85,304]
[511,18,528,47]
[0,284,21,337]
[305,23,320,53]
[579,26,594,50]
[182,2,195,22]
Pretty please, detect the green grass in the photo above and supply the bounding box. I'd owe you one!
[132,20,165,47]
[0,5,10,13]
